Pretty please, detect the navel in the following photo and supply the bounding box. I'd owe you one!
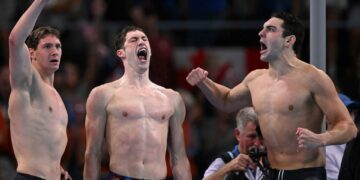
[288,105,294,111]
[49,106,53,112]
[161,115,165,120]
[122,111,128,117]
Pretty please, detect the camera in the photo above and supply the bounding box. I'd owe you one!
[248,145,267,162]
[247,145,271,179]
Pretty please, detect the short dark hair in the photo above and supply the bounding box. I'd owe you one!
[271,12,305,55]
[114,26,145,50]
[25,26,60,49]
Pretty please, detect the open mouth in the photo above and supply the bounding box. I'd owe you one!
[260,41,267,54]
[137,48,147,61]
[50,59,59,63]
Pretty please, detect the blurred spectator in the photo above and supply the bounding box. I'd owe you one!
[227,0,259,20]
[325,93,359,180]
[338,93,360,180]
[203,107,265,180]
[0,0,14,66]
[326,0,349,81]
[184,0,228,46]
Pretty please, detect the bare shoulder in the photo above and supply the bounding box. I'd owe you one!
[157,85,181,97]
[87,81,119,107]
[298,62,334,92]
[301,63,330,82]
[243,68,268,83]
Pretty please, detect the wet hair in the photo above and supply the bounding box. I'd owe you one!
[25,26,60,49]
[114,25,145,50]
[236,107,259,132]
[271,12,305,55]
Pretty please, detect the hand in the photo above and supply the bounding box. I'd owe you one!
[61,167,72,180]
[228,154,253,171]
[296,127,324,150]
[186,67,208,86]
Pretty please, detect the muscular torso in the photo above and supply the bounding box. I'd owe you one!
[105,82,174,179]
[248,68,325,169]
[8,71,68,179]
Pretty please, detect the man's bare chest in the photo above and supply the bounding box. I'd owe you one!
[107,91,174,121]
[250,79,312,114]
[31,86,68,123]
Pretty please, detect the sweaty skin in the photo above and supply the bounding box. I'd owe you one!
[84,30,190,180]
[86,80,184,179]
[246,63,326,169]
[8,0,68,179]
[186,17,356,170]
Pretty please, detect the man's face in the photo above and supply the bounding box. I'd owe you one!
[122,30,152,73]
[258,17,287,62]
[31,35,62,72]
[236,121,261,153]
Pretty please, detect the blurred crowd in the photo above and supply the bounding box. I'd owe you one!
[1,0,360,179]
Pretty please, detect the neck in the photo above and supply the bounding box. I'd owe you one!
[122,70,151,88]
[268,52,298,77]
[33,64,55,86]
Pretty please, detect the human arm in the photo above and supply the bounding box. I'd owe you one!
[296,69,357,149]
[204,154,253,180]
[167,91,191,180]
[8,0,50,89]
[83,87,108,180]
[186,67,253,112]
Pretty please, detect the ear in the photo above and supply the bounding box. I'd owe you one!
[285,35,296,47]
[116,49,125,59]
[234,128,241,142]
[29,48,35,61]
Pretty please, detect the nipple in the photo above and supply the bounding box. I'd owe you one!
[288,105,294,111]
[122,111,128,117]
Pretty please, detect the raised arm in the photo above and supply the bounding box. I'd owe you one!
[84,87,108,180]
[167,91,191,180]
[8,0,49,89]
[186,67,253,112]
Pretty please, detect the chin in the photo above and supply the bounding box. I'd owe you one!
[259,56,268,62]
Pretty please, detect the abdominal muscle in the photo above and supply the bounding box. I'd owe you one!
[259,114,325,170]
[10,117,67,179]
[106,117,169,179]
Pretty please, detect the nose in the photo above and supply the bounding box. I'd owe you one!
[51,47,61,57]
[253,137,261,146]
[258,29,265,37]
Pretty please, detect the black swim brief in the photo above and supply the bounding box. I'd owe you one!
[14,172,45,180]
[267,166,326,180]
[108,171,144,180]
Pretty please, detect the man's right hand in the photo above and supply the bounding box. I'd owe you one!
[186,67,208,86]
[228,154,253,171]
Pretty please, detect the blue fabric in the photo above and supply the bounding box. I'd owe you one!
[231,145,240,157]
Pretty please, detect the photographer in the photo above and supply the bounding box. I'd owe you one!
[203,107,267,180]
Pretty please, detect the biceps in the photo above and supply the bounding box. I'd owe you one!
[168,123,186,155]
[85,116,106,152]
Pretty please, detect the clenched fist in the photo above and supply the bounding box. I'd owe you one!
[186,67,208,86]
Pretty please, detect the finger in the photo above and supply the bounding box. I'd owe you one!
[296,127,303,135]
[296,146,302,152]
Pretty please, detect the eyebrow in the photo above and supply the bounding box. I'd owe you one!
[264,25,277,29]
[129,34,147,38]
